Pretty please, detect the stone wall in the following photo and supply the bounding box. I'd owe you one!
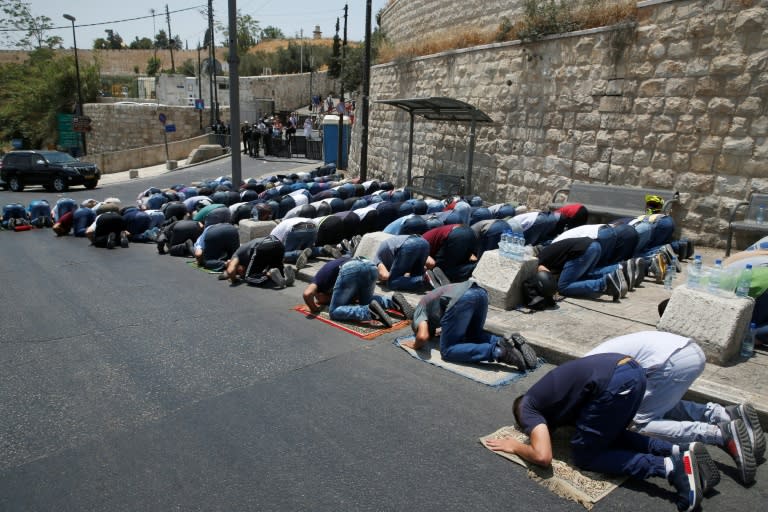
[380,0,524,49]
[350,0,768,248]
[85,103,229,155]
[240,71,337,113]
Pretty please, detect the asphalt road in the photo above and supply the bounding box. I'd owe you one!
[1,158,766,511]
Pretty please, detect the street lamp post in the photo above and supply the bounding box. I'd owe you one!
[63,13,86,156]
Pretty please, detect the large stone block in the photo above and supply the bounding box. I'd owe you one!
[354,231,393,261]
[238,219,278,244]
[187,144,226,164]
[657,285,755,365]
[472,250,538,310]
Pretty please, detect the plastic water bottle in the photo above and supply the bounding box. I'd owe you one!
[735,263,753,297]
[513,233,524,260]
[664,256,677,290]
[500,231,512,258]
[687,255,702,288]
[757,205,765,225]
[741,322,756,358]
[708,259,722,294]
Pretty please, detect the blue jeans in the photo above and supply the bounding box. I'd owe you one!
[388,236,430,291]
[284,226,318,263]
[475,219,508,258]
[571,360,671,479]
[439,286,500,363]
[557,241,607,296]
[595,226,618,266]
[329,259,392,322]
[443,202,471,225]
[524,213,559,245]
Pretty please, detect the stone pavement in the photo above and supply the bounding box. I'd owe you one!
[123,156,768,424]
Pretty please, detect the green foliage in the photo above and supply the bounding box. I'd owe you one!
[0,49,99,147]
[129,37,154,50]
[93,30,124,50]
[517,0,579,41]
[260,26,285,40]
[328,18,342,79]
[154,30,180,50]
[340,46,363,92]
[146,56,161,76]
[178,59,197,77]
[0,0,62,49]
[238,42,333,76]
[217,9,260,54]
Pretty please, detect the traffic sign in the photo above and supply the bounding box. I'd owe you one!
[73,115,92,132]
[159,113,167,124]
[165,124,176,133]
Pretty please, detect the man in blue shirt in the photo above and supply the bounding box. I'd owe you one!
[486,354,720,512]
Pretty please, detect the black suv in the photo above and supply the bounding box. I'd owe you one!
[0,150,100,192]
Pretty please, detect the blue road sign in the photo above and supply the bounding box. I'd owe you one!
[159,113,167,124]
[165,124,176,133]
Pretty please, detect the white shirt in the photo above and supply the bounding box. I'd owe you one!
[270,217,314,243]
[553,224,606,243]
[585,331,694,370]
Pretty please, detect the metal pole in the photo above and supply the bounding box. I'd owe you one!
[165,4,175,72]
[359,0,372,181]
[465,110,477,196]
[336,5,348,170]
[209,0,219,124]
[63,14,86,156]
[228,0,242,187]
[197,43,203,131]
[407,111,414,187]
[207,0,215,127]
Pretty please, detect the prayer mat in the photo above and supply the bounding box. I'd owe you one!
[393,335,536,388]
[186,260,223,274]
[480,425,626,510]
[293,304,410,340]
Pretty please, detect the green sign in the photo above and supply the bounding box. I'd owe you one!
[57,113,80,148]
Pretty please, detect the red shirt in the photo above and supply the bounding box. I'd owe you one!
[422,224,461,257]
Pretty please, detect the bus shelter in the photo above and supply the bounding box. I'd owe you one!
[375,97,493,195]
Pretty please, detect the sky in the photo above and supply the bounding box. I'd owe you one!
[1,0,389,50]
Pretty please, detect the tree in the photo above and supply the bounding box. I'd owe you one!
[104,30,124,49]
[328,18,342,79]
[260,26,284,40]
[154,29,169,49]
[0,0,62,49]
[146,56,161,76]
[178,59,196,77]
[129,37,154,50]
[0,48,99,147]
[216,9,260,54]
[340,45,364,92]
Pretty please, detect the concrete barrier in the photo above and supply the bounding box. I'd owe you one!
[187,144,227,164]
[657,285,755,365]
[472,250,538,310]
[238,219,278,244]
[354,231,393,261]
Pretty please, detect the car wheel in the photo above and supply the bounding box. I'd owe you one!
[9,176,23,192]
[84,180,98,190]
[52,176,68,192]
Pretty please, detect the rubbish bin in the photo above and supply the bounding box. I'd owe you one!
[322,115,351,167]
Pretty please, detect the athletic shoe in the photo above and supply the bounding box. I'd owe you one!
[495,337,526,370]
[668,447,702,512]
[184,239,195,257]
[634,257,647,287]
[350,234,362,256]
[268,268,286,289]
[120,232,129,248]
[7,218,15,229]
[295,247,312,270]
[726,402,766,462]
[340,239,353,254]
[323,244,342,259]
[615,267,629,298]
[106,232,116,249]
[663,244,681,271]
[425,269,440,290]
[506,332,538,370]
[605,272,621,302]
[623,258,636,292]
[391,292,415,320]
[678,442,721,495]
[368,300,393,328]
[157,239,167,254]
[431,266,451,287]
[649,252,667,284]
[284,265,296,287]
[720,419,757,485]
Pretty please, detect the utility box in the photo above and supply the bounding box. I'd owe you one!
[322,115,351,167]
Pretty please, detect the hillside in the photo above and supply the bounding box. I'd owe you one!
[0,38,337,76]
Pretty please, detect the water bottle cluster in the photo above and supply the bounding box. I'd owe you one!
[686,255,752,298]
[499,230,526,261]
